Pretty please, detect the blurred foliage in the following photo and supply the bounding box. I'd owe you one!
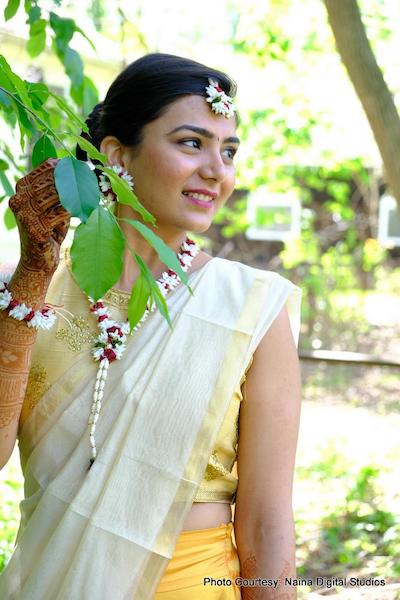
[1,0,100,227]
[297,447,400,582]
[3,0,98,110]
[0,465,23,573]
[1,0,399,330]
[224,0,398,333]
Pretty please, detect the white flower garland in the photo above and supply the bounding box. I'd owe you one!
[0,274,56,330]
[2,164,201,469]
[87,236,199,467]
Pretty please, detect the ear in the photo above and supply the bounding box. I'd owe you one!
[100,136,125,167]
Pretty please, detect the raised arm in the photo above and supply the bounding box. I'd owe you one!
[234,305,301,599]
[0,159,70,469]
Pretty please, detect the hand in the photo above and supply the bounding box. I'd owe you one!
[9,158,71,275]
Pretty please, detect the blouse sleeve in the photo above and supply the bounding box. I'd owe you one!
[247,271,302,357]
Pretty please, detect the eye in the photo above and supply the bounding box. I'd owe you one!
[222,147,237,160]
[180,138,201,149]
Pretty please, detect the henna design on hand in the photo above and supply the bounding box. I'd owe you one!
[9,158,70,276]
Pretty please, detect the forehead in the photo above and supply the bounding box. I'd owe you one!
[151,95,238,139]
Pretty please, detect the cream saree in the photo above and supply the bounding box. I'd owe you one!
[0,255,301,599]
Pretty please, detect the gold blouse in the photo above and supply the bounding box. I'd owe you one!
[194,355,253,504]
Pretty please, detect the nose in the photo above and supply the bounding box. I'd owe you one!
[198,149,227,182]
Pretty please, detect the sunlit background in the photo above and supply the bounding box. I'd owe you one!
[1,1,400,598]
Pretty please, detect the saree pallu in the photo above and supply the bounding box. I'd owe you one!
[0,256,301,599]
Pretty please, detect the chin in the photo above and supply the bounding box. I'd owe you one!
[187,220,213,234]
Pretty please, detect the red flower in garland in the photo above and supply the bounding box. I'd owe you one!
[103,348,117,362]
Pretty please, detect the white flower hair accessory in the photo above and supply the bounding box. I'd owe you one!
[98,164,134,207]
[205,78,236,119]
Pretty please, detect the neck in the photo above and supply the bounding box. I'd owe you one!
[113,204,189,292]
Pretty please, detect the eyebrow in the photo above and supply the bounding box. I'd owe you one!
[167,124,240,144]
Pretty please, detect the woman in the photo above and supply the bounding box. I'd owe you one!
[0,54,302,599]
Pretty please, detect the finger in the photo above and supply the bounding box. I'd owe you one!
[52,224,68,246]
[17,212,50,245]
[42,205,70,237]
[9,187,60,221]
[15,158,59,194]
[15,160,60,214]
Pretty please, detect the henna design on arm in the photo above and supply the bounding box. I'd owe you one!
[0,265,54,434]
[241,555,294,600]
[0,159,69,457]
[0,318,36,439]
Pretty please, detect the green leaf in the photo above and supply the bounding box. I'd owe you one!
[0,159,8,171]
[74,25,96,51]
[134,253,155,285]
[27,5,40,23]
[49,92,88,132]
[150,280,172,328]
[70,207,125,301]
[133,253,171,327]
[81,76,99,114]
[0,56,33,112]
[101,166,156,224]
[31,135,58,168]
[128,272,151,329]
[0,58,17,93]
[0,170,14,196]
[49,12,75,49]
[54,157,99,222]
[48,11,95,53]
[15,99,35,148]
[120,218,189,286]
[65,134,107,164]
[4,206,16,230]
[71,75,98,113]
[26,19,46,58]
[70,81,83,106]
[4,0,20,21]
[27,82,49,107]
[63,47,84,88]
[0,87,13,109]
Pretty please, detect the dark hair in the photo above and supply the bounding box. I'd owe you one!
[76,53,237,161]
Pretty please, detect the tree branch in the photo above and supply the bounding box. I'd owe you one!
[323,0,400,208]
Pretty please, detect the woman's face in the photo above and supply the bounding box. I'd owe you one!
[118,94,240,235]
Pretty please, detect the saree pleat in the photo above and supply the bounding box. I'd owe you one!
[0,257,301,599]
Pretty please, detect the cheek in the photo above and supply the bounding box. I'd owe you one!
[222,169,236,198]
[145,149,191,183]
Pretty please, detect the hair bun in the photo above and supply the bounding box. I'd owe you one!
[86,102,104,139]
[76,102,104,161]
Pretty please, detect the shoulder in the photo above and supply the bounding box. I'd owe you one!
[207,259,302,351]
[210,257,300,296]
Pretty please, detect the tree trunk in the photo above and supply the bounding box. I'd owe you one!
[323,0,400,209]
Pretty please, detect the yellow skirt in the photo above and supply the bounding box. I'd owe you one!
[154,522,241,599]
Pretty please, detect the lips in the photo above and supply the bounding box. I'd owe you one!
[182,189,217,201]
[183,193,214,208]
